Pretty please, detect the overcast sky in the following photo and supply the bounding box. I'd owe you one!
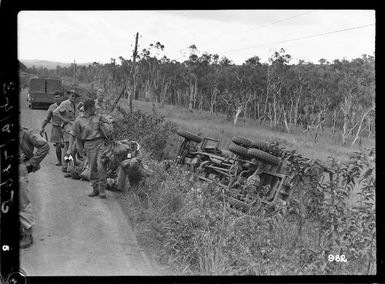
[18,10,375,65]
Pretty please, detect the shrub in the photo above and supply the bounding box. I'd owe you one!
[125,129,376,275]
[112,107,178,160]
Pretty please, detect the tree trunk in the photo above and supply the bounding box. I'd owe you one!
[367,116,373,138]
[340,94,353,146]
[188,83,194,112]
[234,105,243,126]
[243,101,249,124]
[257,101,260,121]
[332,109,338,134]
[283,107,290,133]
[160,80,170,107]
[351,106,375,146]
[193,77,198,109]
[273,95,277,127]
[144,79,151,102]
[209,88,218,116]
[176,89,180,107]
[342,114,349,146]
[294,88,301,127]
[226,105,233,121]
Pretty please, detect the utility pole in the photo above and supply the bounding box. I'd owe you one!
[130,32,139,112]
[110,33,139,113]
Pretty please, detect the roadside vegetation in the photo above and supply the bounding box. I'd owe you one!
[22,44,375,275]
[110,105,375,275]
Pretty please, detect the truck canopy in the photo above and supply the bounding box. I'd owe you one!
[46,79,62,93]
[29,78,46,93]
[29,78,62,93]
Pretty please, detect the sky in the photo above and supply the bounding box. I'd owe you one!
[18,10,375,65]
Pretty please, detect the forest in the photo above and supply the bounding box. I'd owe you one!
[23,43,375,147]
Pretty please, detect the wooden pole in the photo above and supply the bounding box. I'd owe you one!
[130,32,139,112]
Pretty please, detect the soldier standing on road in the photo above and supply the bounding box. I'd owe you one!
[73,99,111,199]
[53,89,81,176]
[95,89,108,115]
[19,126,50,249]
[40,91,64,166]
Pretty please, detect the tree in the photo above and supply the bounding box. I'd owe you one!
[267,48,291,128]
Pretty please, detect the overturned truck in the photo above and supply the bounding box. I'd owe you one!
[176,129,294,212]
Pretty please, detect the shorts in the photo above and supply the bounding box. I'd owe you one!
[50,125,64,144]
[62,122,74,143]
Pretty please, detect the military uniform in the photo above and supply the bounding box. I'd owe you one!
[73,113,109,198]
[95,99,107,116]
[43,102,63,144]
[53,99,77,142]
[19,127,50,248]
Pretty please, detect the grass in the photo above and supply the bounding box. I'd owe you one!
[121,161,374,275]
[121,99,374,163]
[112,98,375,276]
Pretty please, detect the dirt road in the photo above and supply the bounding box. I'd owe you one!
[19,89,163,276]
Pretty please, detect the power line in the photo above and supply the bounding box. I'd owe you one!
[224,23,375,53]
[219,10,316,37]
[240,11,317,34]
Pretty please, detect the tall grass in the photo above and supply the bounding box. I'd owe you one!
[115,100,375,276]
[125,152,375,275]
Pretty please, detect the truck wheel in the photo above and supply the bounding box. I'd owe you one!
[250,140,271,152]
[232,136,252,148]
[30,103,35,109]
[247,148,280,166]
[176,129,202,143]
[229,143,250,158]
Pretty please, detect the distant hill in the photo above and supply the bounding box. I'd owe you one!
[21,59,93,70]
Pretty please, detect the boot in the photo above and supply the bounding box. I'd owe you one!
[88,188,99,197]
[20,227,33,249]
[99,187,106,199]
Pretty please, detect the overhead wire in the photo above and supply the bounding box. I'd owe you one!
[238,10,317,34]
[219,10,317,37]
[223,23,375,54]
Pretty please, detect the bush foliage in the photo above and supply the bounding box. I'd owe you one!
[111,106,178,160]
[112,109,375,275]
[126,147,376,275]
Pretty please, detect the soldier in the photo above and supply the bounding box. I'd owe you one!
[116,142,147,192]
[19,126,50,248]
[73,99,112,199]
[95,88,108,115]
[40,91,64,166]
[53,89,81,176]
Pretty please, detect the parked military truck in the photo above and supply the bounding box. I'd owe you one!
[27,78,63,109]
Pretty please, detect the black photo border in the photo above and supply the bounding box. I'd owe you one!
[0,0,382,283]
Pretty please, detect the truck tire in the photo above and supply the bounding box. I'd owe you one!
[232,136,252,148]
[229,143,250,158]
[250,140,271,152]
[30,103,35,109]
[176,129,202,143]
[247,148,280,165]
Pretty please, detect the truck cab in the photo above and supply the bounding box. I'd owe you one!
[28,78,63,109]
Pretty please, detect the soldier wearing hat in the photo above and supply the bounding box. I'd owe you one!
[53,89,81,176]
[73,99,112,198]
[40,91,65,166]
